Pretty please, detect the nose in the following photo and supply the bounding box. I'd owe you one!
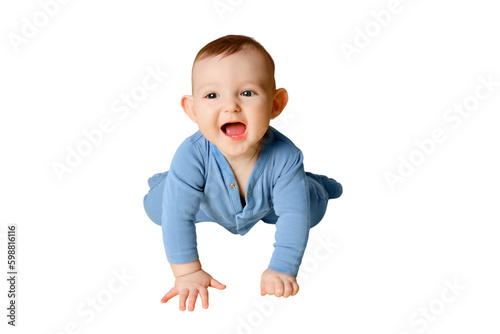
[223,97,241,113]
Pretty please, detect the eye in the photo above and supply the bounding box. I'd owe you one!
[241,90,255,97]
[205,92,218,99]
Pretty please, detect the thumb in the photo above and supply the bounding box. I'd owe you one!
[210,278,226,290]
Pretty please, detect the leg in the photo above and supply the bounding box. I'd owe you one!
[306,172,342,199]
[306,172,342,228]
[262,172,342,229]
[143,171,169,225]
[143,171,215,225]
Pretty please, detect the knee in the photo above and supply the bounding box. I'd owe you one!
[308,188,329,228]
[330,181,343,199]
[309,201,328,228]
[148,171,169,188]
[143,193,162,226]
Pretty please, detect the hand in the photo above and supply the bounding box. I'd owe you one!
[260,268,299,298]
[161,269,226,311]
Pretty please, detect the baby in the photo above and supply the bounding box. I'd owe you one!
[143,35,342,311]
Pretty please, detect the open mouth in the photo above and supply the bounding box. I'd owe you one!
[221,122,247,140]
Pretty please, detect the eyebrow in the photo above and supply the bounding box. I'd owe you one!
[196,80,266,94]
[196,82,218,94]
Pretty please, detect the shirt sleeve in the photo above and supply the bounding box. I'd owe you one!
[162,138,205,264]
[268,150,310,277]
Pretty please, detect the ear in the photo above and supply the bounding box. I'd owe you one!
[181,95,197,123]
[270,88,288,120]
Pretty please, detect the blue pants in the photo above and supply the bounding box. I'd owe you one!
[143,171,341,229]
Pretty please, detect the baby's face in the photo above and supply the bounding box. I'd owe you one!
[185,49,281,159]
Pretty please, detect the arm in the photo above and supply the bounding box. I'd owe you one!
[160,138,225,310]
[262,150,309,297]
[161,142,204,265]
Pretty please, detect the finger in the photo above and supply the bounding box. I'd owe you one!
[210,278,226,290]
[260,279,267,296]
[200,288,209,309]
[291,282,300,296]
[274,279,284,297]
[179,290,189,311]
[188,290,198,312]
[161,288,178,303]
[283,281,293,298]
[265,280,275,296]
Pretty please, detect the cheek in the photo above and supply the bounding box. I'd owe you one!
[247,98,269,111]
[253,101,273,121]
[197,113,220,133]
[195,104,217,120]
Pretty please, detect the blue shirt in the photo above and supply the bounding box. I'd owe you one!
[162,126,309,276]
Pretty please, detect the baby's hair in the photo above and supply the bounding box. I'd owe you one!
[192,35,276,90]
[194,35,275,72]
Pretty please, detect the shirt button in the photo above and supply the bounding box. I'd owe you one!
[230,183,237,189]
[246,191,251,198]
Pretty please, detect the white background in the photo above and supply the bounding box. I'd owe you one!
[1,0,499,333]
